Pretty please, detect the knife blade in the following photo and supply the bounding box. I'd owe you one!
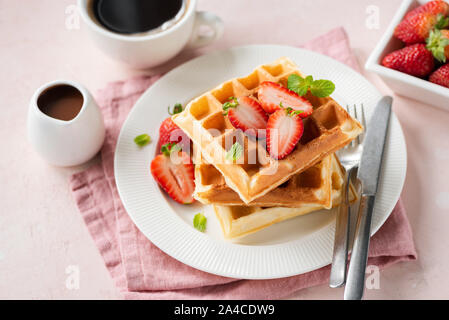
[357,96,393,195]
[344,96,392,300]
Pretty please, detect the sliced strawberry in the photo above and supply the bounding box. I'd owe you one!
[266,109,304,160]
[158,117,191,153]
[150,148,195,204]
[257,81,313,118]
[224,96,268,138]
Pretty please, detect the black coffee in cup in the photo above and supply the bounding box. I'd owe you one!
[92,0,184,34]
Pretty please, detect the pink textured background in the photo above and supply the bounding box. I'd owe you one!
[1,0,449,299]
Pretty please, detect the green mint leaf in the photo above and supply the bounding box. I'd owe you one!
[134,134,151,147]
[226,142,243,162]
[193,213,207,232]
[287,74,303,91]
[288,74,308,96]
[168,103,183,115]
[288,74,314,96]
[296,84,309,96]
[160,142,179,156]
[289,74,335,97]
[310,80,335,98]
[304,75,314,86]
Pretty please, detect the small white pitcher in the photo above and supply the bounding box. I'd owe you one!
[27,80,105,167]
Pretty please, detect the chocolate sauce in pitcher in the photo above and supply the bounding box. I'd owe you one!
[37,85,83,121]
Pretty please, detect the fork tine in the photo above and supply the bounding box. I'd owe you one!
[349,105,356,147]
[344,105,351,149]
[354,105,361,146]
[360,104,367,143]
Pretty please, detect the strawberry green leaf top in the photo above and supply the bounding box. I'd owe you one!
[193,213,207,232]
[222,97,239,115]
[435,13,449,29]
[168,103,183,115]
[426,29,449,63]
[287,74,335,98]
[279,102,304,116]
[160,142,180,156]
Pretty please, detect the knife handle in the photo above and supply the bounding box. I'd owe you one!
[344,194,376,300]
[329,169,352,288]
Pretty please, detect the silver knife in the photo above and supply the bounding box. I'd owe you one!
[344,96,392,300]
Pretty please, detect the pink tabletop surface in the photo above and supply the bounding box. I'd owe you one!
[1,0,449,300]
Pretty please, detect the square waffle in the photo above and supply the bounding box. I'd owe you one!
[172,57,363,203]
[194,155,333,208]
[213,154,357,239]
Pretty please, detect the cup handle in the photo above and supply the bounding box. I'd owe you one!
[186,11,224,49]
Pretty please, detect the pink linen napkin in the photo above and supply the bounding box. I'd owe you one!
[70,27,417,299]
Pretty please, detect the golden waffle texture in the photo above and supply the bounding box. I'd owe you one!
[172,57,363,203]
[194,155,333,208]
[213,155,357,239]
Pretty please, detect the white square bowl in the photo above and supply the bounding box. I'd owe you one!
[365,0,449,111]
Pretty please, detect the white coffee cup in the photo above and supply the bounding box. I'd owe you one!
[77,0,224,68]
[28,80,105,167]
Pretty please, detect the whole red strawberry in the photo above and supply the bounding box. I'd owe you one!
[394,12,446,44]
[429,63,449,88]
[404,0,449,19]
[382,44,435,77]
[394,1,449,45]
[158,104,191,153]
[158,118,190,150]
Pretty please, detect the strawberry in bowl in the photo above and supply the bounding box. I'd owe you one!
[394,0,449,44]
[430,63,449,87]
[380,0,449,89]
[366,0,449,110]
[382,43,435,77]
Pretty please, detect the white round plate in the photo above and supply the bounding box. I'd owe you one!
[115,45,407,279]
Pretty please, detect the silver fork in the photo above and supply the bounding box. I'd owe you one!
[329,104,366,288]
